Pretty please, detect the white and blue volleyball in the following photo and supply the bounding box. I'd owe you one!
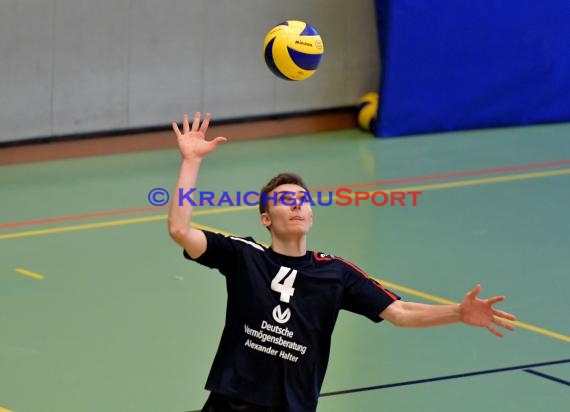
[263,20,324,81]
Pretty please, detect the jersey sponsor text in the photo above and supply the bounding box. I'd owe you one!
[244,322,307,360]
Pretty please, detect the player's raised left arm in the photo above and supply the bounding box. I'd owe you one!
[379,284,517,337]
[168,112,227,259]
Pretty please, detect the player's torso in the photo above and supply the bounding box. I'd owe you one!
[228,251,343,332]
[207,248,344,410]
[218,250,343,372]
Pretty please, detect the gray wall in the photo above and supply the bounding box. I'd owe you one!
[0,0,380,144]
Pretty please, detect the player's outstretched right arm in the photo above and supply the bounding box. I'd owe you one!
[168,112,227,259]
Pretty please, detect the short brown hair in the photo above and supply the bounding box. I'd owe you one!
[259,172,309,214]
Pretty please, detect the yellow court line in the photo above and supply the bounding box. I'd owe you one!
[0,405,14,412]
[0,209,250,241]
[14,268,45,280]
[364,168,570,195]
[0,215,167,240]
[1,167,569,242]
[193,223,570,344]
[321,168,570,201]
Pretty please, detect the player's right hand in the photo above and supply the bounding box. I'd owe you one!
[172,112,227,160]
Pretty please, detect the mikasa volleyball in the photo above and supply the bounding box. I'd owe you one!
[263,20,324,81]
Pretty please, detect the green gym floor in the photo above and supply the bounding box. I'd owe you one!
[1,122,569,412]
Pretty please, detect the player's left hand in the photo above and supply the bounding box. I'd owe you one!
[459,284,517,337]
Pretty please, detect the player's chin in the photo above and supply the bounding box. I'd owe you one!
[293,225,311,236]
[286,223,309,234]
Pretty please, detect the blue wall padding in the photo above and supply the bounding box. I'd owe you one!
[374,0,570,137]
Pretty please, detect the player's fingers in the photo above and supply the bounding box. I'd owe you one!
[487,324,503,338]
[211,136,227,145]
[191,112,201,132]
[493,316,515,331]
[200,112,211,133]
[466,284,481,299]
[172,121,181,138]
[486,295,505,305]
[493,308,517,321]
[183,114,190,134]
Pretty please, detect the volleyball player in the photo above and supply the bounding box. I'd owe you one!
[168,112,517,412]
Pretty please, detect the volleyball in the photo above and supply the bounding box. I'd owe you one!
[357,92,379,133]
[263,20,324,81]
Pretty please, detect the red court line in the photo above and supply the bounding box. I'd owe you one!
[0,205,169,230]
[315,159,570,192]
[1,159,568,231]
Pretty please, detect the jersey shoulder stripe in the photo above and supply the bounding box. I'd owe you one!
[228,236,265,251]
[314,252,398,301]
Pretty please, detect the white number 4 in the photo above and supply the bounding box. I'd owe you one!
[271,266,298,303]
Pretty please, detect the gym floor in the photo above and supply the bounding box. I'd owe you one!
[1,120,569,412]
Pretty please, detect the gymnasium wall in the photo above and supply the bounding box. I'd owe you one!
[0,0,379,144]
[374,0,570,137]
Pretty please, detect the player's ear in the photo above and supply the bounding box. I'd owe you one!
[260,212,271,229]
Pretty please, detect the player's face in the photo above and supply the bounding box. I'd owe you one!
[261,184,313,237]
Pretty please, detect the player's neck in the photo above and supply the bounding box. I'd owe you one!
[270,236,307,257]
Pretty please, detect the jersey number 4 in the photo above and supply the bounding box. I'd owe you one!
[271,266,298,303]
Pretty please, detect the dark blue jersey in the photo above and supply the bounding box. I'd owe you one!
[184,230,400,412]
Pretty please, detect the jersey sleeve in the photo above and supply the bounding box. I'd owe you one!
[182,230,241,276]
[340,260,401,323]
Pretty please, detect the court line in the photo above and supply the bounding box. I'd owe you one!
[1,159,568,231]
[524,369,570,386]
[190,223,570,344]
[319,358,570,397]
[370,168,570,194]
[0,210,250,241]
[185,359,570,411]
[2,168,569,241]
[314,159,570,192]
[0,215,167,240]
[14,268,45,280]
[0,206,169,230]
